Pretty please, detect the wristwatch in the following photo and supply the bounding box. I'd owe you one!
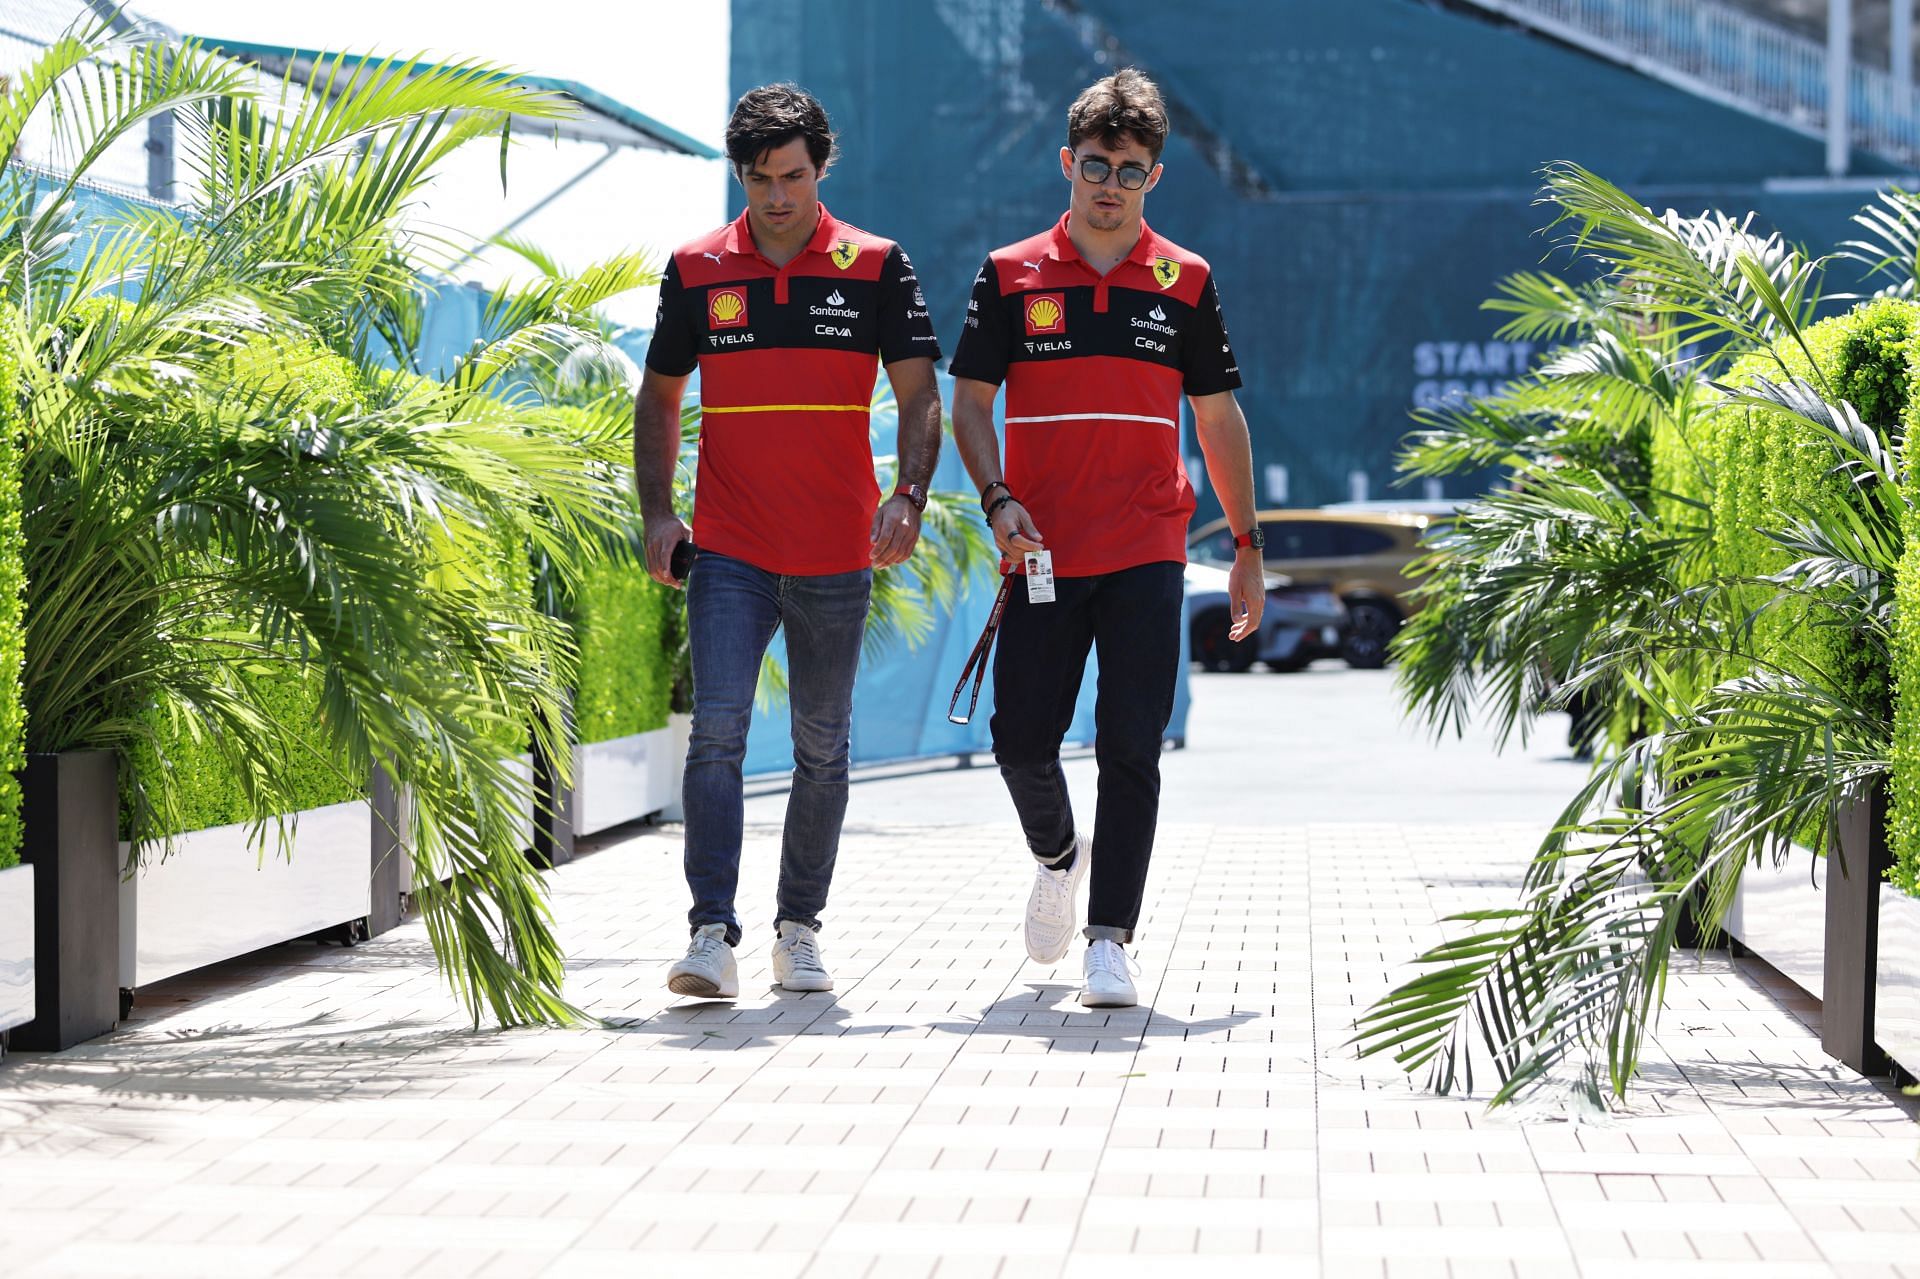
[895,482,928,512]
[1233,526,1265,550]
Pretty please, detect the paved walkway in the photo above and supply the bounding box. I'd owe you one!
[2,673,1917,1276]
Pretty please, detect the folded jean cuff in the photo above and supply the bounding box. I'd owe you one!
[1083,925,1133,944]
[693,921,743,948]
[773,917,823,935]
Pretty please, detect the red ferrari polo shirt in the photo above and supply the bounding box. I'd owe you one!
[948,213,1240,577]
[645,205,941,574]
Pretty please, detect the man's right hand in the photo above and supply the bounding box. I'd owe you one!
[990,500,1044,558]
[644,514,694,588]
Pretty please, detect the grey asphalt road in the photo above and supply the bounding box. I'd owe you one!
[743,661,1592,832]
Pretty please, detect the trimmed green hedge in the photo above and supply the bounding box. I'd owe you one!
[0,349,24,870]
[1704,301,1914,720]
[1891,335,1920,895]
[572,558,674,744]
[1682,299,1920,892]
[133,338,369,837]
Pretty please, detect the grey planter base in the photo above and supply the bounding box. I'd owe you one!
[14,751,121,1052]
[1725,792,1896,1076]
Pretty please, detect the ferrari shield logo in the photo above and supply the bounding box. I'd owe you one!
[830,240,861,270]
[1152,256,1181,290]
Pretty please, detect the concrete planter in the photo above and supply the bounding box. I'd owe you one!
[0,864,33,1039]
[659,712,692,823]
[1873,887,1920,1079]
[14,751,120,1051]
[1725,851,1826,1002]
[1724,793,1893,1074]
[576,725,678,836]
[118,799,373,991]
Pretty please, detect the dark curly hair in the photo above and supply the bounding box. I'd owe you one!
[725,83,837,172]
[1066,68,1169,163]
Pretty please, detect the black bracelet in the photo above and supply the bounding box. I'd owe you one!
[985,492,1017,521]
[980,480,1011,511]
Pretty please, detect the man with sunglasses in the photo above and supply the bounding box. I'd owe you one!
[949,68,1263,1009]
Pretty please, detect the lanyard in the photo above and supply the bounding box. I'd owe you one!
[947,574,1012,725]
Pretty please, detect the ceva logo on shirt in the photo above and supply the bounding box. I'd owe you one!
[709,288,748,329]
[1024,293,1066,336]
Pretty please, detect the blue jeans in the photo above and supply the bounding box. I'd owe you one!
[682,550,871,946]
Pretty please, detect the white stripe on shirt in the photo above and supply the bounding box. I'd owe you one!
[1004,412,1177,429]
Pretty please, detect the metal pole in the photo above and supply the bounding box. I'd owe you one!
[1896,0,1913,105]
[1830,0,1853,177]
[145,106,175,204]
[443,144,618,275]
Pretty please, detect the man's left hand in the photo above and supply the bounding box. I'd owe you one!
[870,494,922,568]
[1228,549,1266,641]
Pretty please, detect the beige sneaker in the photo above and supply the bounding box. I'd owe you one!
[667,923,738,998]
[772,920,833,992]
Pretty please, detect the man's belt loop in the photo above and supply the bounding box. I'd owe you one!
[948,574,1013,726]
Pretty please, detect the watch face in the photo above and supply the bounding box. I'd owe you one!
[1249,528,1265,548]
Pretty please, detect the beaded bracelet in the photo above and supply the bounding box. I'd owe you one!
[980,480,1011,512]
[984,492,1018,522]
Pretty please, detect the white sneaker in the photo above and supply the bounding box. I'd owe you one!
[667,923,738,998]
[772,920,833,992]
[1025,833,1091,964]
[1081,938,1138,1008]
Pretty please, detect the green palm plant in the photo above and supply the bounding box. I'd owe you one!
[1358,375,1898,1105]
[6,20,647,1025]
[1357,162,1907,1105]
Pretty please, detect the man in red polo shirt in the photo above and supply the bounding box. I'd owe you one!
[634,84,943,999]
[950,69,1263,1009]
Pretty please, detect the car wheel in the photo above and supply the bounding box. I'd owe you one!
[1341,600,1401,669]
[1192,610,1256,673]
[1267,653,1311,673]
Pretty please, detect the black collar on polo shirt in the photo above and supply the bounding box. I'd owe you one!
[1044,211,1161,313]
[722,203,843,304]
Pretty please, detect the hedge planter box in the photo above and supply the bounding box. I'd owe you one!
[0,863,32,1039]
[15,751,120,1051]
[575,725,678,837]
[1874,889,1920,1080]
[1725,851,1826,1003]
[659,712,691,823]
[1724,794,1894,1075]
[118,799,372,991]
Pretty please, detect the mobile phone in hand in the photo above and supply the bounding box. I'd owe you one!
[670,540,697,583]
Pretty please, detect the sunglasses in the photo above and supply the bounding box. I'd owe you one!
[1077,156,1152,191]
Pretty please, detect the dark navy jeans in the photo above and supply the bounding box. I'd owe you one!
[682,550,871,946]
[990,561,1184,942]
